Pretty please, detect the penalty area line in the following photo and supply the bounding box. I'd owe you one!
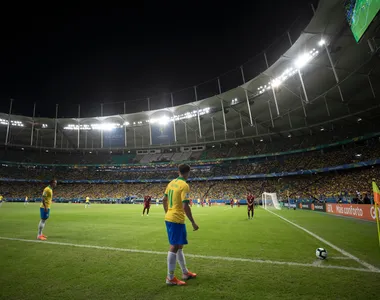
[264,209,380,273]
[0,236,379,274]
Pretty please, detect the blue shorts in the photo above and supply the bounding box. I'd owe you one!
[165,221,188,245]
[40,208,51,219]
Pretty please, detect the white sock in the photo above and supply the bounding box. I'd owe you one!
[177,249,188,274]
[38,220,45,236]
[167,251,177,280]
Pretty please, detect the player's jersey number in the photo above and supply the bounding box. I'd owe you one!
[168,190,174,208]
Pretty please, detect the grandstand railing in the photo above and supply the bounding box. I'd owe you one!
[1,132,379,167]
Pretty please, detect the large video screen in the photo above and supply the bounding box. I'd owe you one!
[345,0,380,42]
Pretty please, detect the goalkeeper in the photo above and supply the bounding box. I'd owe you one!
[247,193,255,219]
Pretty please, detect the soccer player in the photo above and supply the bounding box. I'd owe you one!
[247,193,255,219]
[0,194,3,207]
[163,164,198,286]
[37,179,57,240]
[142,195,151,216]
[156,199,159,206]
[24,196,29,206]
[85,196,90,208]
[237,199,240,208]
[230,198,234,208]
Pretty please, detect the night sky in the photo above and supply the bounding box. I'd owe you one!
[0,1,318,118]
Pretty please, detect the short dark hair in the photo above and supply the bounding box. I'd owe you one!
[179,164,190,175]
[50,179,57,185]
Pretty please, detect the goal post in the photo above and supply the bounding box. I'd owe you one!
[262,192,281,210]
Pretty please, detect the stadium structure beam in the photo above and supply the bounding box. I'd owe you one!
[298,70,309,103]
[300,90,307,118]
[171,93,174,107]
[287,31,292,46]
[240,65,246,84]
[211,116,216,140]
[53,104,58,148]
[217,77,222,94]
[239,112,244,135]
[60,131,63,149]
[149,122,152,145]
[197,108,202,138]
[244,89,254,126]
[219,98,227,132]
[30,102,36,146]
[184,121,188,144]
[254,118,259,136]
[36,129,39,148]
[368,75,376,99]
[194,86,198,102]
[100,103,104,149]
[321,40,344,102]
[288,110,293,128]
[324,96,331,117]
[123,103,128,147]
[77,104,80,149]
[133,128,136,148]
[147,98,150,111]
[5,98,13,145]
[268,101,274,128]
[85,130,88,148]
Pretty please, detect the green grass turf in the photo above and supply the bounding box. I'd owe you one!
[0,203,380,300]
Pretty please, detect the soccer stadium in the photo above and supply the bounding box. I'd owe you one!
[1,1,380,299]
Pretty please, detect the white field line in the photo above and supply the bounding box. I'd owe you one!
[329,257,353,260]
[264,209,380,273]
[0,236,379,274]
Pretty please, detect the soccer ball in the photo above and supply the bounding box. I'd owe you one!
[315,248,328,260]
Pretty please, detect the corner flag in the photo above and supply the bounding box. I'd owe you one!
[372,181,380,248]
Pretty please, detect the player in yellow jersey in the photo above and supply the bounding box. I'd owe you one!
[163,164,198,286]
[0,194,3,207]
[85,196,90,208]
[24,196,29,206]
[37,180,57,240]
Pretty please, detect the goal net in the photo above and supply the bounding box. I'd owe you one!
[262,192,281,210]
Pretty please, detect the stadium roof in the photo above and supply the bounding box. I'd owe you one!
[1,0,380,151]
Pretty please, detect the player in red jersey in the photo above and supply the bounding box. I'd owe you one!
[142,195,151,216]
[247,193,255,219]
[230,199,234,208]
[190,199,193,207]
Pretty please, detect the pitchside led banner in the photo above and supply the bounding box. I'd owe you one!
[103,128,125,148]
[151,123,174,145]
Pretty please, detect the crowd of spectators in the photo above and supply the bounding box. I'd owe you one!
[1,165,378,203]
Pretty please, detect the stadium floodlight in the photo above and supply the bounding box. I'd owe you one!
[91,123,121,131]
[150,116,170,125]
[41,124,48,128]
[271,78,282,88]
[64,124,91,130]
[294,53,312,69]
[288,134,292,138]
[355,154,362,157]
[320,127,325,131]
[260,138,264,142]
[318,39,326,46]
[357,117,362,122]
[123,121,130,126]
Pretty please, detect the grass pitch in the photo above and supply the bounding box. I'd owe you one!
[0,203,380,300]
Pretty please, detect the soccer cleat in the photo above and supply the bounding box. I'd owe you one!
[166,276,186,286]
[182,271,197,280]
[37,235,47,241]
[41,234,48,238]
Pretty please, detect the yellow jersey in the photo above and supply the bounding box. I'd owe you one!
[0,195,3,201]
[86,197,90,203]
[164,177,190,224]
[40,186,53,209]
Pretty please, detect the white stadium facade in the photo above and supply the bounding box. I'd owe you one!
[0,0,379,157]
